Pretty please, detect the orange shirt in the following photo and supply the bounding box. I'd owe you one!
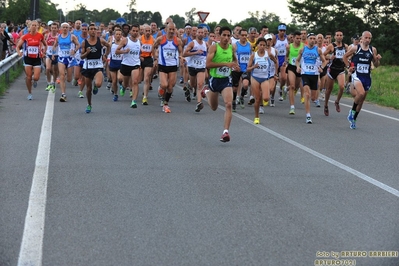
[140,35,154,58]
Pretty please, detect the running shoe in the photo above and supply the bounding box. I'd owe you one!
[56,77,60,84]
[220,132,230,142]
[350,120,356,129]
[306,116,313,124]
[289,107,295,115]
[27,94,33,100]
[50,84,56,93]
[270,98,275,107]
[254,117,260,124]
[85,105,92,113]
[163,105,171,113]
[60,94,67,102]
[248,96,255,105]
[120,86,126,96]
[259,106,264,114]
[129,91,132,98]
[45,84,51,91]
[33,81,37,88]
[142,97,148,105]
[347,109,355,123]
[153,73,158,79]
[314,99,320,107]
[78,91,84,98]
[179,77,183,84]
[113,94,118,101]
[195,102,204,112]
[72,79,78,86]
[93,84,98,95]
[300,97,305,104]
[232,101,236,112]
[185,89,191,102]
[106,82,111,90]
[319,88,326,100]
[263,100,268,106]
[239,96,245,108]
[201,86,208,99]
[130,100,137,108]
[278,96,284,101]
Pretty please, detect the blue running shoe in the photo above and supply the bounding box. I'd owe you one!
[33,81,37,88]
[85,105,92,113]
[350,120,356,129]
[113,94,118,101]
[347,109,354,123]
[93,85,98,95]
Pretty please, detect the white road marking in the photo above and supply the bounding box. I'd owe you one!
[18,92,55,266]
[232,110,399,198]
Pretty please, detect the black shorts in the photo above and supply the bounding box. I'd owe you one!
[46,55,58,65]
[158,64,178,73]
[120,64,140,76]
[328,67,345,80]
[231,71,251,87]
[301,74,319,90]
[24,57,42,67]
[141,57,154,68]
[109,67,120,72]
[286,64,301,77]
[320,65,328,78]
[81,68,102,80]
[188,67,205,77]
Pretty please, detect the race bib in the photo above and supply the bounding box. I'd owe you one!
[163,49,176,59]
[278,48,286,56]
[86,59,103,69]
[129,49,140,56]
[141,44,152,53]
[111,53,123,60]
[356,63,369,74]
[216,66,231,77]
[27,46,39,58]
[60,49,70,57]
[335,49,345,59]
[192,59,205,68]
[291,57,297,65]
[303,63,317,73]
[239,53,250,63]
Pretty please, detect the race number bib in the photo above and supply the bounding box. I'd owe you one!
[216,66,231,77]
[163,49,176,59]
[27,46,39,58]
[87,59,103,69]
[356,63,369,74]
[303,63,317,74]
[60,49,70,57]
[141,44,152,53]
[335,49,345,59]
[111,53,123,60]
[239,53,250,63]
[192,59,205,68]
[290,57,297,65]
[129,49,140,56]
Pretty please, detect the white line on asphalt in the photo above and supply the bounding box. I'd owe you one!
[328,100,399,122]
[18,92,55,266]
[230,110,399,198]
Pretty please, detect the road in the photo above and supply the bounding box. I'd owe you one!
[1,73,398,266]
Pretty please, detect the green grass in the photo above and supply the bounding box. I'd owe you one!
[0,64,24,96]
[333,66,399,110]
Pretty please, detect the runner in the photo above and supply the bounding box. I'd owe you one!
[140,24,155,105]
[246,36,277,124]
[116,24,142,109]
[182,26,207,112]
[204,26,240,142]
[44,22,59,93]
[16,20,47,100]
[343,31,381,129]
[80,23,111,113]
[266,34,279,107]
[108,27,124,102]
[285,31,303,114]
[323,30,348,116]
[295,33,327,123]
[275,23,289,101]
[152,22,184,113]
[74,23,89,98]
[51,22,80,102]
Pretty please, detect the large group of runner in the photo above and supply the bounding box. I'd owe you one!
[15,16,382,142]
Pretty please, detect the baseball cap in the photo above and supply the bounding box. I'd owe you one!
[47,20,53,26]
[265,34,273,40]
[278,24,286,31]
[307,32,316,38]
[352,34,359,40]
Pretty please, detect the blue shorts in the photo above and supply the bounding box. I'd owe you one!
[352,74,371,91]
[46,54,58,65]
[58,56,76,68]
[209,76,232,93]
[251,75,269,84]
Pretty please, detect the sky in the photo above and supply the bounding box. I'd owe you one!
[54,0,292,25]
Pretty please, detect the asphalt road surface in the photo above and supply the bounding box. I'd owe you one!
[1,73,398,266]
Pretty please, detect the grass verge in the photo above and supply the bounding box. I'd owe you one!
[0,63,24,96]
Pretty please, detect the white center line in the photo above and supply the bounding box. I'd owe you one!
[18,91,55,266]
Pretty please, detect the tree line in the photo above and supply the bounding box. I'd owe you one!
[1,0,397,64]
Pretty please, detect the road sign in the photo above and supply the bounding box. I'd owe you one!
[197,11,210,23]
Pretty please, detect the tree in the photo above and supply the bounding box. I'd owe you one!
[98,8,121,24]
[151,12,162,27]
[185,7,196,24]
[169,14,185,29]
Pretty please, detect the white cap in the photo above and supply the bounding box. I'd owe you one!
[265,34,273,40]
[47,20,53,26]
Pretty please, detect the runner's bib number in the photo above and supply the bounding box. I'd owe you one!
[87,59,103,69]
[216,66,231,77]
[163,50,176,59]
[141,44,152,53]
[356,63,369,74]
[239,53,250,63]
[303,63,317,74]
[60,49,70,57]
[192,59,205,68]
[27,46,39,58]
